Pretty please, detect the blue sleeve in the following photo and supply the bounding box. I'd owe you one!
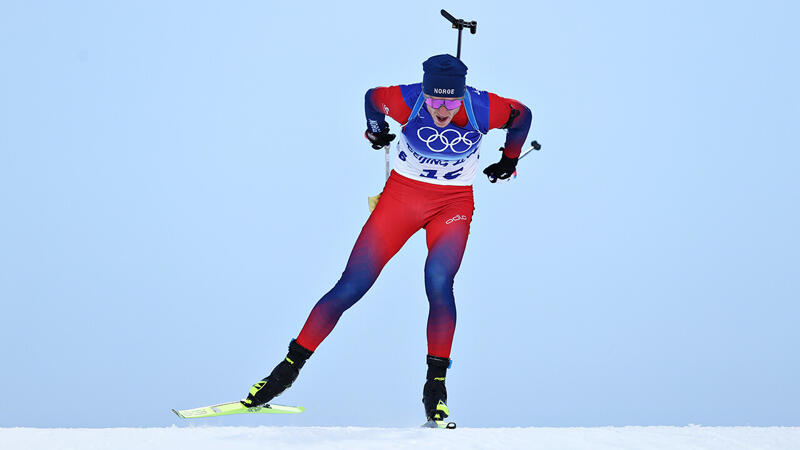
[364,88,388,134]
[505,104,532,157]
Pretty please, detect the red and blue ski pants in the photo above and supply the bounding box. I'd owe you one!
[295,171,473,359]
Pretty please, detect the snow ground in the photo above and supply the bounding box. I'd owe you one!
[2,426,799,450]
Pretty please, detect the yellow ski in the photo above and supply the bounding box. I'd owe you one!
[172,401,304,419]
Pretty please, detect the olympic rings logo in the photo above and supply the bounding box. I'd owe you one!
[416,127,481,154]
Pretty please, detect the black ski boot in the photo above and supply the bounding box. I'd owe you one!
[422,355,455,428]
[242,339,313,407]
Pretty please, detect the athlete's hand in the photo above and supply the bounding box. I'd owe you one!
[365,123,396,150]
[483,149,518,183]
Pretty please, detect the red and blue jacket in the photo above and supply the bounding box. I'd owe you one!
[365,83,532,185]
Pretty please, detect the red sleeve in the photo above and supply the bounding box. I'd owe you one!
[487,93,532,158]
[367,86,412,125]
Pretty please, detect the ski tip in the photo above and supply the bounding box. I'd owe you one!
[171,409,183,418]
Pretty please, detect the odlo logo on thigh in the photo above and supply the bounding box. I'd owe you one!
[446,214,468,225]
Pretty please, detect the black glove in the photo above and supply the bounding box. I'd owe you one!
[364,122,396,150]
[483,148,518,183]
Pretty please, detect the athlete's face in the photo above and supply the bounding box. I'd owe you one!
[425,95,462,128]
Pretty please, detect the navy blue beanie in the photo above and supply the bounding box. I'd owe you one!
[422,54,468,97]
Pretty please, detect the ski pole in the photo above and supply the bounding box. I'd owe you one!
[367,145,390,212]
[519,140,542,160]
[486,140,542,183]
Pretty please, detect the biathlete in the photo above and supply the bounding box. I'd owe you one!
[242,54,532,425]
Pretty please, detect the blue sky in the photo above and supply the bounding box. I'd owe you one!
[1,0,798,427]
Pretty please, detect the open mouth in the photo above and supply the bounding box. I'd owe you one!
[435,114,449,122]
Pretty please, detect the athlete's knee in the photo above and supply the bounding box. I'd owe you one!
[325,272,374,309]
[424,261,455,300]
